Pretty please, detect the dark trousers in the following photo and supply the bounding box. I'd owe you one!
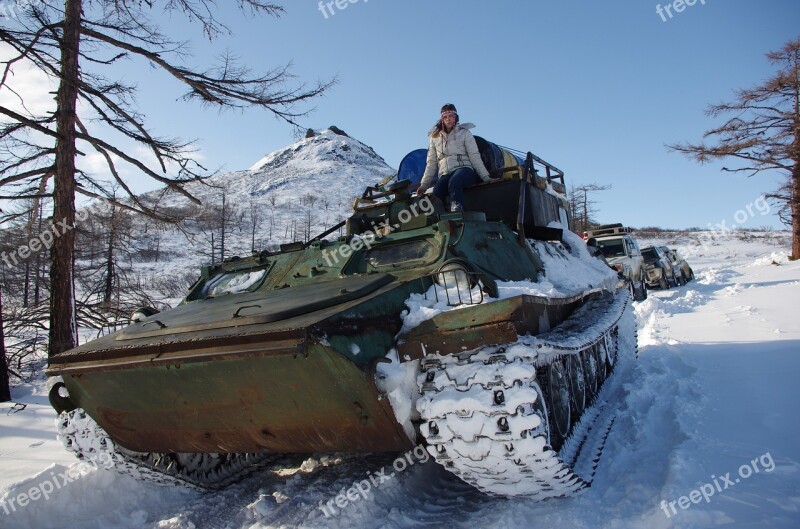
[433,167,477,207]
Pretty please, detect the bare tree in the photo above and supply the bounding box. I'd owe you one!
[769,176,793,227]
[1,1,334,355]
[0,285,11,402]
[1,299,50,380]
[569,183,611,234]
[303,209,316,241]
[669,36,800,260]
[220,189,228,262]
[94,203,134,304]
[0,201,45,304]
[248,196,261,253]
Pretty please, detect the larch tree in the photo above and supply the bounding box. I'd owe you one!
[668,36,800,260]
[0,1,334,355]
[569,183,611,234]
[1,285,10,402]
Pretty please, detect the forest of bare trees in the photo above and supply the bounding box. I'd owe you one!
[0,0,333,396]
[0,0,333,372]
[568,183,611,234]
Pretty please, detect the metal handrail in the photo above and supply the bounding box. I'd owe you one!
[497,144,565,185]
[427,271,484,307]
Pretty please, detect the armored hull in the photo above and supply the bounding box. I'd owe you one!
[48,149,635,496]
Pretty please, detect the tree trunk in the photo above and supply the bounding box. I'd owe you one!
[793,53,800,260]
[793,160,799,260]
[23,255,31,307]
[48,0,82,356]
[34,205,44,305]
[104,207,116,303]
[23,207,33,306]
[220,192,226,262]
[0,286,11,402]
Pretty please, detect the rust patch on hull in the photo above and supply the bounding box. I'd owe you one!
[63,340,412,454]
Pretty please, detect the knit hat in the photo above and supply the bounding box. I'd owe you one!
[440,103,458,121]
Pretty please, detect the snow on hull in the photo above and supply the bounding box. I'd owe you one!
[398,232,620,336]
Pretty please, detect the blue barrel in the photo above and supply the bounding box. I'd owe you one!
[397,148,431,186]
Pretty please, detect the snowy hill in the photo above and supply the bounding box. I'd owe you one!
[154,127,393,218]
[87,128,395,308]
[1,230,798,529]
[138,129,396,262]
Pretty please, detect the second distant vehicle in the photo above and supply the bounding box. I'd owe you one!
[662,247,694,285]
[641,245,677,289]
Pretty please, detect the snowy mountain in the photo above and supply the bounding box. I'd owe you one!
[93,128,396,307]
[2,230,798,529]
[136,127,394,264]
[155,126,393,218]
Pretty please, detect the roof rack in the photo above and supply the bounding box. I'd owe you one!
[583,224,633,239]
[498,144,565,187]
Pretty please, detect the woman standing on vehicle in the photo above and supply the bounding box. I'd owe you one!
[416,103,493,212]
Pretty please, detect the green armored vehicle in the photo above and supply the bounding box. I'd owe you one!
[48,145,635,498]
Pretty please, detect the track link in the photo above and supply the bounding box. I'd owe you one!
[416,288,635,498]
[57,409,281,490]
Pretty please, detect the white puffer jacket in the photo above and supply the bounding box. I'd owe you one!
[419,123,491,189]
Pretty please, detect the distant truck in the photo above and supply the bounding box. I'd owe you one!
[641,245,677,289]
[662,246,694,285]
[584,224,647,301]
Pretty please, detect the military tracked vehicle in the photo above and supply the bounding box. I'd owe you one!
[47,143,636,498]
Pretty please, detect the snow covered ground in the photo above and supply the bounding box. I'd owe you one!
[1,231,798,529]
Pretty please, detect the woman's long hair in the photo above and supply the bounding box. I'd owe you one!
[428,104,459,138]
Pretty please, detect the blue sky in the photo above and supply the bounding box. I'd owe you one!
[115,0,799,230]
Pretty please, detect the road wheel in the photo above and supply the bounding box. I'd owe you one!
[582,348,598,402]
[678,272,687,286]
[566,354,586,422]
[593,344,607,387]
[546,360,571,449]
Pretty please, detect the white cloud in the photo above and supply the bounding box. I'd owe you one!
[0,42,57,117]
[1,43,209,197]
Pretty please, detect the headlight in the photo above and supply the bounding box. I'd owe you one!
[432,260,481,306]
[130,306,159,323]
[435,262,472,289]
